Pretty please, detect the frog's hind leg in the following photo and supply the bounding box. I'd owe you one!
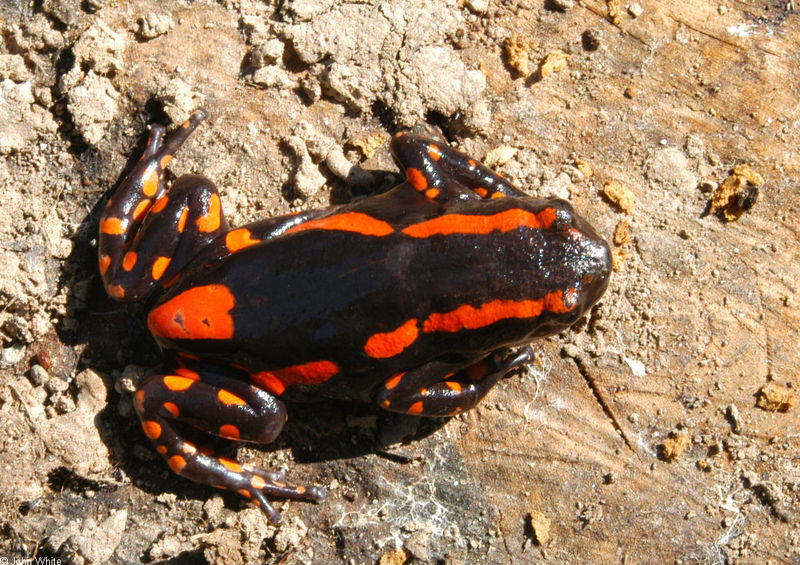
[390,132,529,202]
[134,363,324,524]
[377,346,533,417]
[99,110,230,302]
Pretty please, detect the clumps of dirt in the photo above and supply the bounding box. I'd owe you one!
[709,165,763,221]
[756,382,796,413]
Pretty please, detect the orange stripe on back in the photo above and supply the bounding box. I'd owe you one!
[422,299,545,333]
[285,212,393,237]
[402,209,541,238]
[363,319,419,359]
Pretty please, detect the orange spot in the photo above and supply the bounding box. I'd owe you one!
[406,167,428,191]
[286,212,394,237]
[177,206,188,233]
[182,442,197,455]
[133,389,145,412]
[427,144,442,160]
[179,352,200,360]
[197,193,221,233]
[544,288,578,314]
[160,155,172,169]
[151,195,169,213]
[251,371,286,396]
[156,445,168,455]
[490,192,506,199]
[163,375,196,392]
[251,475,266,490]
[147,284,236,340]
[402,209,541,238]
[424,188,440,199]
[296,486,306,494]
[538,207,560,229]
[384,372,405,390]
[142,420,162,440]
[98,254,111,275]
[122,251,137,271]
[219,457,243,473]
[408,401,424,414]
[141,165,159,197]
[168,455,187,473]
[225,228,259,253]
[474,187,489,198]
[152,256,171,280]
[237,489,252,499]
[133,199,151,221]
[445,381,463,393]
[107,284,125,299]
[468,159,477,168]
[381,399,391,408]
[364,319,419,359]
[175,367,201,380]
[100,217,126,235]
[218,389,246,406]
[162,402,180,418]
[252,360,339,395]
[219,424,240,440]
[423,299,545,333]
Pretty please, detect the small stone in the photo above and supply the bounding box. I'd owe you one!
[756,382,797,412]
[1,343,25,368]
[138,12,174,40]
[575,159,593,178]
[484,145,518,168]
[540,49,570,77]
[613,220,631,245]
[379,548,409,565]
[505,34,531,76]
[661,433,690,461]
[603,471,617,484]
[29,364,49,386]
[725,404,744,434]
[623,85,637,99]
[528,511,551,545]
[628,3,644,18]
[465,0,489,14]
[606,0,623,24]
[603,179,635,213]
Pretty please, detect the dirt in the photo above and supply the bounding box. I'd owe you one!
[1,0,798,563]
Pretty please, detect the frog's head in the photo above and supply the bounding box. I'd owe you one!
[534,198,612,331]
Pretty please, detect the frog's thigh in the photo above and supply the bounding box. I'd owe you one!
[378,346,533,417]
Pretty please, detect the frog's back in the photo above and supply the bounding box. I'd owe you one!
[146,195,610,399]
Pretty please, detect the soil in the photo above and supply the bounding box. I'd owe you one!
[0,0,798,563]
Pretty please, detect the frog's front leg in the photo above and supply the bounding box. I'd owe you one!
[377,346,533,417]
[134,362,324,523]
[99,109,229,302]
[390,133,529,201]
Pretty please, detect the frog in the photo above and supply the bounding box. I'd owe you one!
[98,109,611,523]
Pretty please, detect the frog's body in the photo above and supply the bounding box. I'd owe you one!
[98,109,611,522]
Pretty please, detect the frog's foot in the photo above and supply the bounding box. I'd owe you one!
[134,368,323,523]
[378,346,534,417]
